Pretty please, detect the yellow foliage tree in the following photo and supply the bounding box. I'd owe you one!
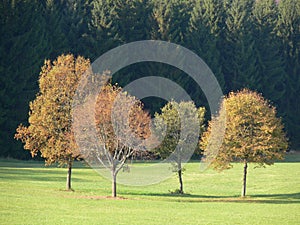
[201,89,288,197]
[15,54,90,190]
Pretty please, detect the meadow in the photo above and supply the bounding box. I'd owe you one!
[1,154,299,225]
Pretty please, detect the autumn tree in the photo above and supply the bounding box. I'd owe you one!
[154,101,205,194]
[88,84,151,198]
[201,89,288,197]
[15,54,90,190]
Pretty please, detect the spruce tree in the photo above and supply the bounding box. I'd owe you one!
[152,0,193,44]
[90,0,120,56]
[0,0,50,158]
[252,0,286,109]
[277,0,300,148]
[221,0,260,91]
[188,0,225,90]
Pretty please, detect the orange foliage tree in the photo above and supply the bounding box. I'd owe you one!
[15,54,90,190]
[201,89,288,197]
[93,84,151,197]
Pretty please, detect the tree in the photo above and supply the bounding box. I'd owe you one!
[152,0,193,44]
[252,0,286,107]
[154,101,205,194]
[92,84,151,197]
[276,0,300,148]
[0,0,51,159]
[221,0,260,91]
[187,0,225,99]
[90,0,120,56]
[15,54,90,190]
[112,0,154,43]
[201,89,288,197]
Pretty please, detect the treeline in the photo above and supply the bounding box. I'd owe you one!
[1,0,299,158]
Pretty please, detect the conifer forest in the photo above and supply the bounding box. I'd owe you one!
[0,0,299,158]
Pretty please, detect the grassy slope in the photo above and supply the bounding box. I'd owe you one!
[0,154,299,225]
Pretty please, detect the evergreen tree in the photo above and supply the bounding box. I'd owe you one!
[277,0,300,148]
[252,0,286,107]
[62,0,94,58]
[90,0,120,56]
[188,0,225,90]
[221,0,260,91]
[113,0,154,43]
[0,0,50,158]
[44,0,70,58]
[152,0,193,44]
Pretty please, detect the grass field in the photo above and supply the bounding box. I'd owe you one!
[1,153,300,225]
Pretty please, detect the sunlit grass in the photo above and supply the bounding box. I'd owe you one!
[0,153,299,224]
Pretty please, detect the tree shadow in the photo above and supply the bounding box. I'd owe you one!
[0,167,87,182]
[126,191,300,204]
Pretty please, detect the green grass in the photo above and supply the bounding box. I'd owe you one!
[1,153,300,225]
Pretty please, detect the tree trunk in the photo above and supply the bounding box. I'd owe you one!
[242,160,248,197]
[112,172,117,198]
[178,162,183,194]
[66,159,72,191]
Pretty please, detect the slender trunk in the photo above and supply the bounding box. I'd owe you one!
[242,160,248,197]
[112,163,117,198]
[178,162,183,194]
[66,159,72,191]
[112,173,117,198]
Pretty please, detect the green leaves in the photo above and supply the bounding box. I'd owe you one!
[153,100,205,193]
[154,101,205,161]
[2,0,300,159]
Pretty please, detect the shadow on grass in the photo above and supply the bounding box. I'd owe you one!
[0,167,88,182]
[125,191,300,204]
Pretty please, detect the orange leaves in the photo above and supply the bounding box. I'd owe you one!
[201,88,288,169]
[94,84,151,156]
[15,54,90,166]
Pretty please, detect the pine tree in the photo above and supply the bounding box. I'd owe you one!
[221,0,260,91]
[0,0,50,158]
[252,0,286,107]
[152,0,193,44]
[44,0,70,58]
[188,0,225,90]
[61,0,94,58]
[113,0,154,43]
[277,0,300,148]
[90,0,120,56]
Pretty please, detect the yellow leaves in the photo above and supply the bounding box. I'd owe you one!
[15,54,90,166]
[201,88,288,170]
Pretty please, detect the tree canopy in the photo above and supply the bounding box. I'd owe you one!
[75,84,152,197]
[1,0,300,158]
[154,101,205,194]
[15,54,90,190]
[201,89,288,197]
